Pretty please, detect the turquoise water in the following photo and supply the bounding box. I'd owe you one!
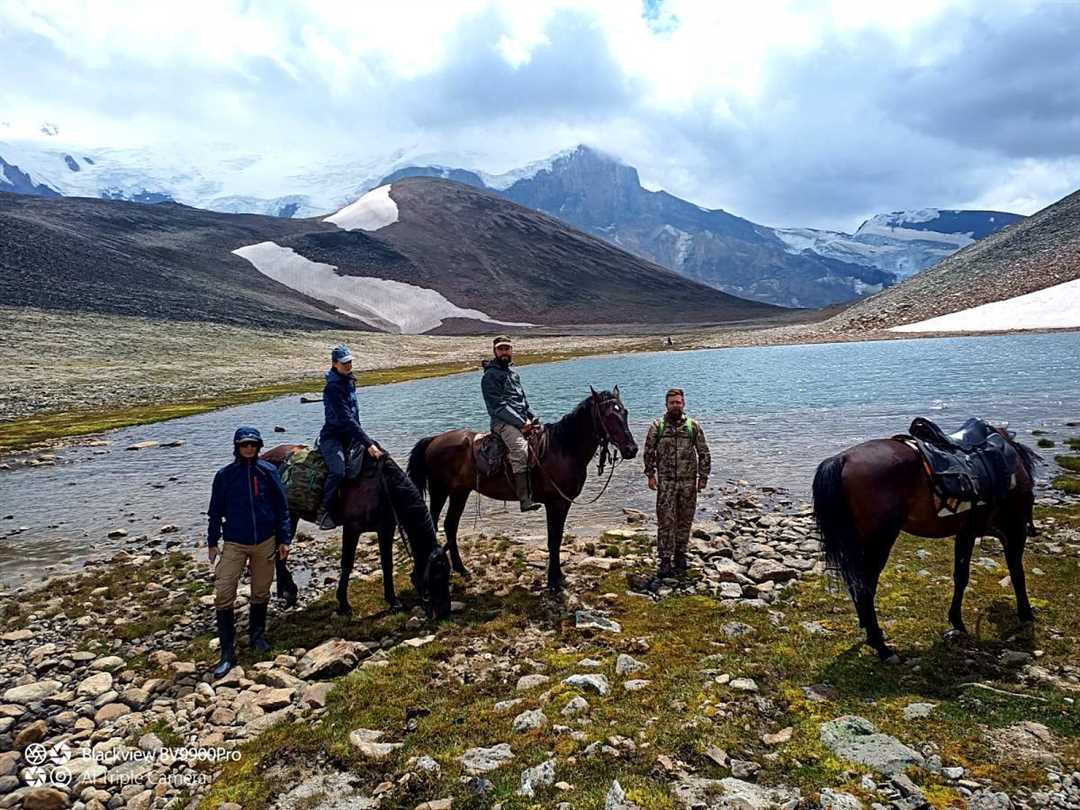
[1,332,1078,584]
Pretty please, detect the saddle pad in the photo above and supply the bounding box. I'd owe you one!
[898,433,1017,511]
[472,432,505,478]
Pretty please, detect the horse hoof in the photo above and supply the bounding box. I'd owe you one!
[335,605,353,618]
[389,600,406,613]
[943,627,966,640]
[1018,610,1036,624]
[883,653,902,665]
[285,587,299,609]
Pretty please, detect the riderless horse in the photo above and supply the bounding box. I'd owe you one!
[262,445,452,619]
[407,387,638,593]
[812,422,1039,662]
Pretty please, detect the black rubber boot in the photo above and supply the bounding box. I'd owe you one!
[212,609,236,679]
[514,472,541,512]
[656,559,674,580]
[249,602,272,653]
[674,550,689,575]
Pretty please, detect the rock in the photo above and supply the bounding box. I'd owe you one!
[300,682,334,709]
[820,788,864,810]
[819,716,924,775]
[968,790,1014,810]
[623,679,650,691]
[349,728,403,760]
[902,702,936,720]
[159,524,179,534]
[126,441,159,450]
[723,621,755,638]
[106,528,128,538]
[94,702,130,723]
[20,786,71,810]
[747,559,798,583]
[14,719,49,747]
[606,779,643,810]
[90,655,125,672]
[562,696,589,716]
[704,746,728,767]
[763,726,793,745]
[296,639,371,679]
[415,801,452,810]
[512,709,548,733]
[615,654,647,675]
[517,758,556,797]
[274,425,287,432]
[459,743,514,774]
[564,673,610,696]
[729,677,759,692]
[403,634,436,648]
[5,679,62,703]
[671,776,799,810]
[516,674,551,691]
[730,759,760,779]
[254,687,295,711]
[575,610,622,633]
[1,629,34,642]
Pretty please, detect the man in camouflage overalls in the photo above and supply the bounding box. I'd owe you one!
[643,388,711,579]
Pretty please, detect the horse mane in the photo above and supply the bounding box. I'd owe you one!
[546,391,612,449]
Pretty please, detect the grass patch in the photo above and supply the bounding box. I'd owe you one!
[1051,475,1080,495]
[1037,438,1055,448]
[1056,455,1080,473]
[197,532,1080,809]
[0,347,636,454]
[1067,437,1080,451]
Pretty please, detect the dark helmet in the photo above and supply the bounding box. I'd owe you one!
[232,426,264,452]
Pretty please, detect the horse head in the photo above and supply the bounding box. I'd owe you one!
[413,545,452,620]
[590,385,638,459]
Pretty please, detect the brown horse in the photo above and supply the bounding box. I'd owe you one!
[812,426,1039,662]
[262,444,452,619]
[407,387,638,593]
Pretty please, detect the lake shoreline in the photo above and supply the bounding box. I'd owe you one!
[4,300,1077,459]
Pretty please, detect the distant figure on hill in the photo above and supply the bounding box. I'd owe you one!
[643,389,711,579]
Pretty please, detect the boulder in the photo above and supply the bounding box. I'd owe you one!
[512,709,548,734]
[564,673,610,696]
[615,654,647,675]
[5,680,62,703]
[20,786,71,810]
[515,674,550,691]
[458,743,514,775]
[671,776,799,810]
[746,559,798,583]
[349,728,403,760]
[517,758,556,798]
[575,610,622,633]
[819,716,924,775]
[296,639,371,679]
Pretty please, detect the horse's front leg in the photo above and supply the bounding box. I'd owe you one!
[946,531,976,636]
[336,526,360,617]
[545,501,569,593]
[378,521,405,612]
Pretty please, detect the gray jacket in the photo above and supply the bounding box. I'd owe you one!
[481,359,535,429]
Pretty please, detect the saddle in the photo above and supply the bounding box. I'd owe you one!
[472,428,548,478]
[897,417,1017,515]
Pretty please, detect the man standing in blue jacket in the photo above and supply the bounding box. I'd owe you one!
[316,344,384,530]
[207,426,291,679]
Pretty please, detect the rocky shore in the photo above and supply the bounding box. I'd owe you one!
[1,483,1079,810]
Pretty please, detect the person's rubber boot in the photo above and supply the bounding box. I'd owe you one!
[656,559,674,581]
[249,602,272,654]
[514,472,541,512]
[674,550,690,578]
[212,609,236,679]
[316,506,337,531]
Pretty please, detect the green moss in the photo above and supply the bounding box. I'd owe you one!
[1067,437,1080,450]
[1037,438,1055,448]
[1057,455,1080,473]
[1051,475,1080,494]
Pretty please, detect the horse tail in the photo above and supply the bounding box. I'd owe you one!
[812,453,865,594]
[407,437,435,500]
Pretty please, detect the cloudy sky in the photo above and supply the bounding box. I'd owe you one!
[2,0,1079,229]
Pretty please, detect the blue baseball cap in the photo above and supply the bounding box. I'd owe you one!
[331,344,353,363]
[233,426,263,447]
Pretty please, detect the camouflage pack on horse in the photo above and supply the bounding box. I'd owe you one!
[262,443,452,619]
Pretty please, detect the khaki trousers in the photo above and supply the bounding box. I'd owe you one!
[214,537,276,609]
[493,421,530,474]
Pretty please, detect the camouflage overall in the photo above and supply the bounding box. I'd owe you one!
[643,415,711,565]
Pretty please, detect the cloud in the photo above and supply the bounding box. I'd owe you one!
[1,0,1078,230]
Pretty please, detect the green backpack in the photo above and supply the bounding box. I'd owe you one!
[655,417,695,441]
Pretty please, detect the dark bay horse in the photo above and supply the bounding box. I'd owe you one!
[407,387,638,593]
[262,444,452,619]
[812,427,1039,662]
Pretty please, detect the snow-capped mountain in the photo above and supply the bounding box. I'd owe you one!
[0,131,1021,307]
[772,209,1023,281]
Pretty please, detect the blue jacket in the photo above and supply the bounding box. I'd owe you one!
[207,458,291,547]
[320,368,375,447]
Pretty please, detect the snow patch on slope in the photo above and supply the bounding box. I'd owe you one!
[890,279,1080,333]
[479,148,576,190]
[324,184,399,231]
[232,241,530,334]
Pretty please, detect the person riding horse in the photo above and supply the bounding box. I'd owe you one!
[316,344,385,530]
[481,335,541,512]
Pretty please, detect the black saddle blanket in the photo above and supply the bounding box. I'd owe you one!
[473,429,547,478]
[899,417,1017,506]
